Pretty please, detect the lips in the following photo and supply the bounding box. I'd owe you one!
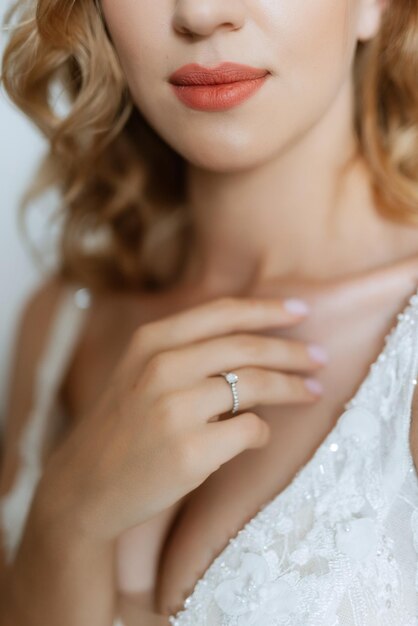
[169,62,270,86]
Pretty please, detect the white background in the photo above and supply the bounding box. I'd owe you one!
[0,2,56,424]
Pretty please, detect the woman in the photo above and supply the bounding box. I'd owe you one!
[0,0,417,624]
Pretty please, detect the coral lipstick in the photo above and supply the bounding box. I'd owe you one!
[168,62,270,112]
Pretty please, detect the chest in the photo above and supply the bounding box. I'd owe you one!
[60,288,409,618]
[153,336,389,616]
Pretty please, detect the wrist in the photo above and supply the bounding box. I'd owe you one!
[30,459,102,548]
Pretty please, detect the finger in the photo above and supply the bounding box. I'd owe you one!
[132,296,310,366]
[158,366,323,429]
[139,333,327,395]
[202,412,272,472]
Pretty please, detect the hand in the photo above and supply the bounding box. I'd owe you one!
[39,296,326,542]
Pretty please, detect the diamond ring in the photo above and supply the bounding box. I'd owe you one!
[219,371,240,414]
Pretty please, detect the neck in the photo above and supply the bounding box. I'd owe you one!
[180,75,384,295]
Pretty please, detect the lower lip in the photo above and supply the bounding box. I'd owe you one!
[169,75,269,112]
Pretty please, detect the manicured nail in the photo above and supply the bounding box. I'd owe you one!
[307,343,329,364]
[283,298,310,315]
[304,378,323,395]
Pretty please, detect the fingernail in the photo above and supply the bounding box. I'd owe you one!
[307,343,329,364]
[283,298,310,315]
[304,378,323,395]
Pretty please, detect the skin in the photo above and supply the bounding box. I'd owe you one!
[100,0,393,293]
[2,0,418,625]
[96,1,418,610]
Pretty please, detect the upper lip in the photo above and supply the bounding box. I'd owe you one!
[168,62,270,86]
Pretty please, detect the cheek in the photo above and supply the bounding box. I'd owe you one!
[269,0,358,90]
[100,0,168,83]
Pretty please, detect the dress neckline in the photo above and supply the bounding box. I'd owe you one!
[168,280,418,623]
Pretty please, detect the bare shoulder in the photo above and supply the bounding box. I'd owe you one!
[0,275,69,492]
[4,275,69,411]
[18,274,69,338]
[0,275,73,570]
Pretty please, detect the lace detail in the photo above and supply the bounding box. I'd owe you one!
[169,286,418,626]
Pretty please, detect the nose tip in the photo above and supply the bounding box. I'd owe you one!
[172,0,245,39]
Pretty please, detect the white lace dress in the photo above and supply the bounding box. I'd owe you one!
[1,283,418,626]
[168,286,418,626]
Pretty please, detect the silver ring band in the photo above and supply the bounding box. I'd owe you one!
[219,371,240,414]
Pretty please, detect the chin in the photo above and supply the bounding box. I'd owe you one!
[162,127,282,172]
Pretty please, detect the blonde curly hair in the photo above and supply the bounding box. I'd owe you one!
[1,0,418,292]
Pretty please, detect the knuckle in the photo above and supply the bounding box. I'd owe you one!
[132,323,152,348]
[240,413,265,440]
[132,321,162,356]
[155,392,182,426]
[174,435,201,475]
[144,351,172,381]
